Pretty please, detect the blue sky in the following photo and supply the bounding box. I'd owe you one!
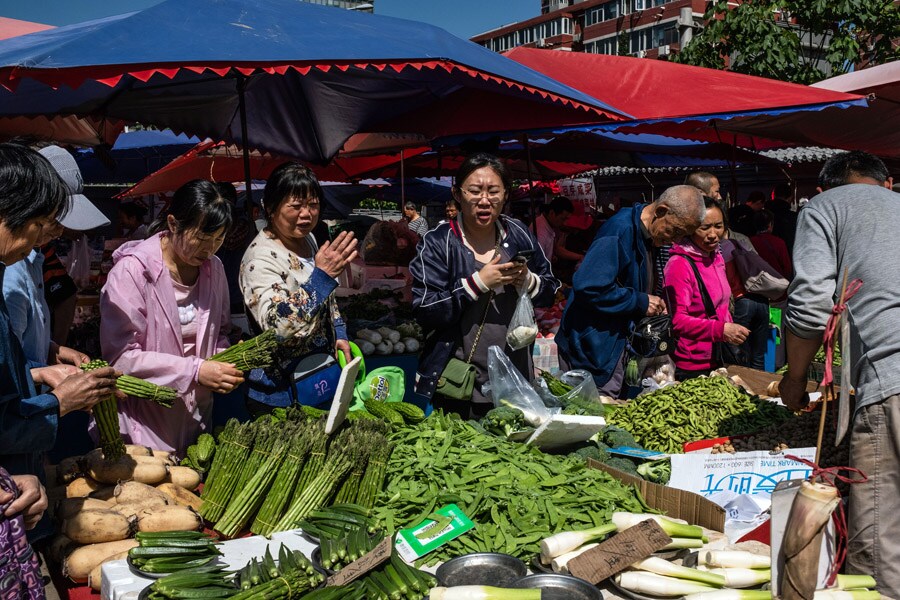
[0,0,536,40]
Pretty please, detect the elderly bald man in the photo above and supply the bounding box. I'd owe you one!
[557,185,705,398]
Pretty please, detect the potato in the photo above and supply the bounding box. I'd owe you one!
[88,550,130,591]
[66,477,106,498]
[156,483,204,512]
[136,505,202,533]
[87,452,168,485]
[162,466,201,491]
[125,444,153,456]
[62,509,133,544]
[113,481,170,506]
[56,497,114,521]
[64,539,138,582]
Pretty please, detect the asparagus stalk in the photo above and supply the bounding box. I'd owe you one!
[251,426,314,536]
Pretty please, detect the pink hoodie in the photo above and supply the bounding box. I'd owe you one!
[664,240,732,372]
[99,232,231,455]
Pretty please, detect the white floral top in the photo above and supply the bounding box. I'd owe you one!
[239,230,346,361]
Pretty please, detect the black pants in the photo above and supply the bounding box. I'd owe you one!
[732,295,770,370]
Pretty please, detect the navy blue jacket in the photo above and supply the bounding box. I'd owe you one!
[410,216,558,399]
[557,205,653,387]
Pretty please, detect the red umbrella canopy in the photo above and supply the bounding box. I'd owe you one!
[504,47,867,150]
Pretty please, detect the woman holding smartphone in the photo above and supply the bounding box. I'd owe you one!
[410,153,559,416]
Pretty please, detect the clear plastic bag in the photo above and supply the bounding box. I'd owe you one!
[487,345,550,426]
[506,289,538,351]
[534,369,603,415]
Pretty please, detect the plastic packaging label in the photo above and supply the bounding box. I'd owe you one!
[394,504,475,562]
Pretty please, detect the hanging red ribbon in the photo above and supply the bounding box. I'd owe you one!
[820,279,863,388]
[785,454,868,586]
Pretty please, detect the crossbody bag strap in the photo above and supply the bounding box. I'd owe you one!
[681,255,717,319]
[465,232,502,364]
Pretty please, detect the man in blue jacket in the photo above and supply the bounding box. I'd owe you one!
[557,185,705,397]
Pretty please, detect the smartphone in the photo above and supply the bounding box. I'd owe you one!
[512,249,535,263]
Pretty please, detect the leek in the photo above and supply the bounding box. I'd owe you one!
[813,591,881,600]
[550,543,599,573]
[685,591,772,600]
[834,576,877,591]
[612,512,704,539]
[540,523,617,559]
[616,571,719,597]
[632,557,725,587]
[429,586,542,600]
[709,568,771,588]
[698,550,771,569]
[663,537,705,550]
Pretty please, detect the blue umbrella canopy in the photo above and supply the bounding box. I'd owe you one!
[0,0,626,163]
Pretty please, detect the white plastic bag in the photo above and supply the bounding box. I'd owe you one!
[506,289,538,350]
[487,345,550,426]
[67,235,92,288]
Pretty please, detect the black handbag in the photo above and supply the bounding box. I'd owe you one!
[681,255,745,367]
[628,314,675,358]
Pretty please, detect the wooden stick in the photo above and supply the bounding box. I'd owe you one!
[815,267,850,467]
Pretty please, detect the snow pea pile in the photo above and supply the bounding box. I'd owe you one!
[373,412,649,564]
[606,376,794,453]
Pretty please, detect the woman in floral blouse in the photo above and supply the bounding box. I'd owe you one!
[239,162,357,414]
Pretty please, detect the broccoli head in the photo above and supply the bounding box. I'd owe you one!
[569,444,610,463]
[601,425,641,449]
[637,458,672,484]
[481,406,527,438]
[603,456,641,477]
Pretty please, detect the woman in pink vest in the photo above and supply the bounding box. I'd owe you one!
[664,198,750,381]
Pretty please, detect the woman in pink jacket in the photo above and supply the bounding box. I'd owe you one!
[100,180,244,455]
[664,198,750,381]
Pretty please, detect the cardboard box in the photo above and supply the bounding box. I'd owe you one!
[727,365,820,396]
[587,458,726,532]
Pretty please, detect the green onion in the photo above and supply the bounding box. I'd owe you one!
[834,575,877,591]
[430,586,541,600]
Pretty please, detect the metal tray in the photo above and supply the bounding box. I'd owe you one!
[436,553,527,587]
[310,547,336,576]
[512,573,602,600]
[531,556,554,574]
[127,556,171,580]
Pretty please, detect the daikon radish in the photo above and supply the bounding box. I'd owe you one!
[56,497,114,521]
[124,445,153,456]
[88,550,130,591]
[136,505,202,532]
[156,483,204,512]
[113,481,170,506]
[162,466,201,491]
[62,509,133,544]
[64,539,138,582]
[87,452,168,485]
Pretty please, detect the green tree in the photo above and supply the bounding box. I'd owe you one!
[673,0,900,84]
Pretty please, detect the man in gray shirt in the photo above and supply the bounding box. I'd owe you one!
[780,151,898,597]
[403,201,429,237]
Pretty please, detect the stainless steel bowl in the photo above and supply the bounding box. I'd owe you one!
[512,573,602,600]
[436,553,527,587]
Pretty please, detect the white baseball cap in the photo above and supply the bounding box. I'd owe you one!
[38,145,110,231]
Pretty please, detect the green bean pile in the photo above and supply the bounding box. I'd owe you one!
[606,376,795,453]
[373,411,649,564]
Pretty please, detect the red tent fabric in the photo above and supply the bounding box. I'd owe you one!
[504,48,871,152]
